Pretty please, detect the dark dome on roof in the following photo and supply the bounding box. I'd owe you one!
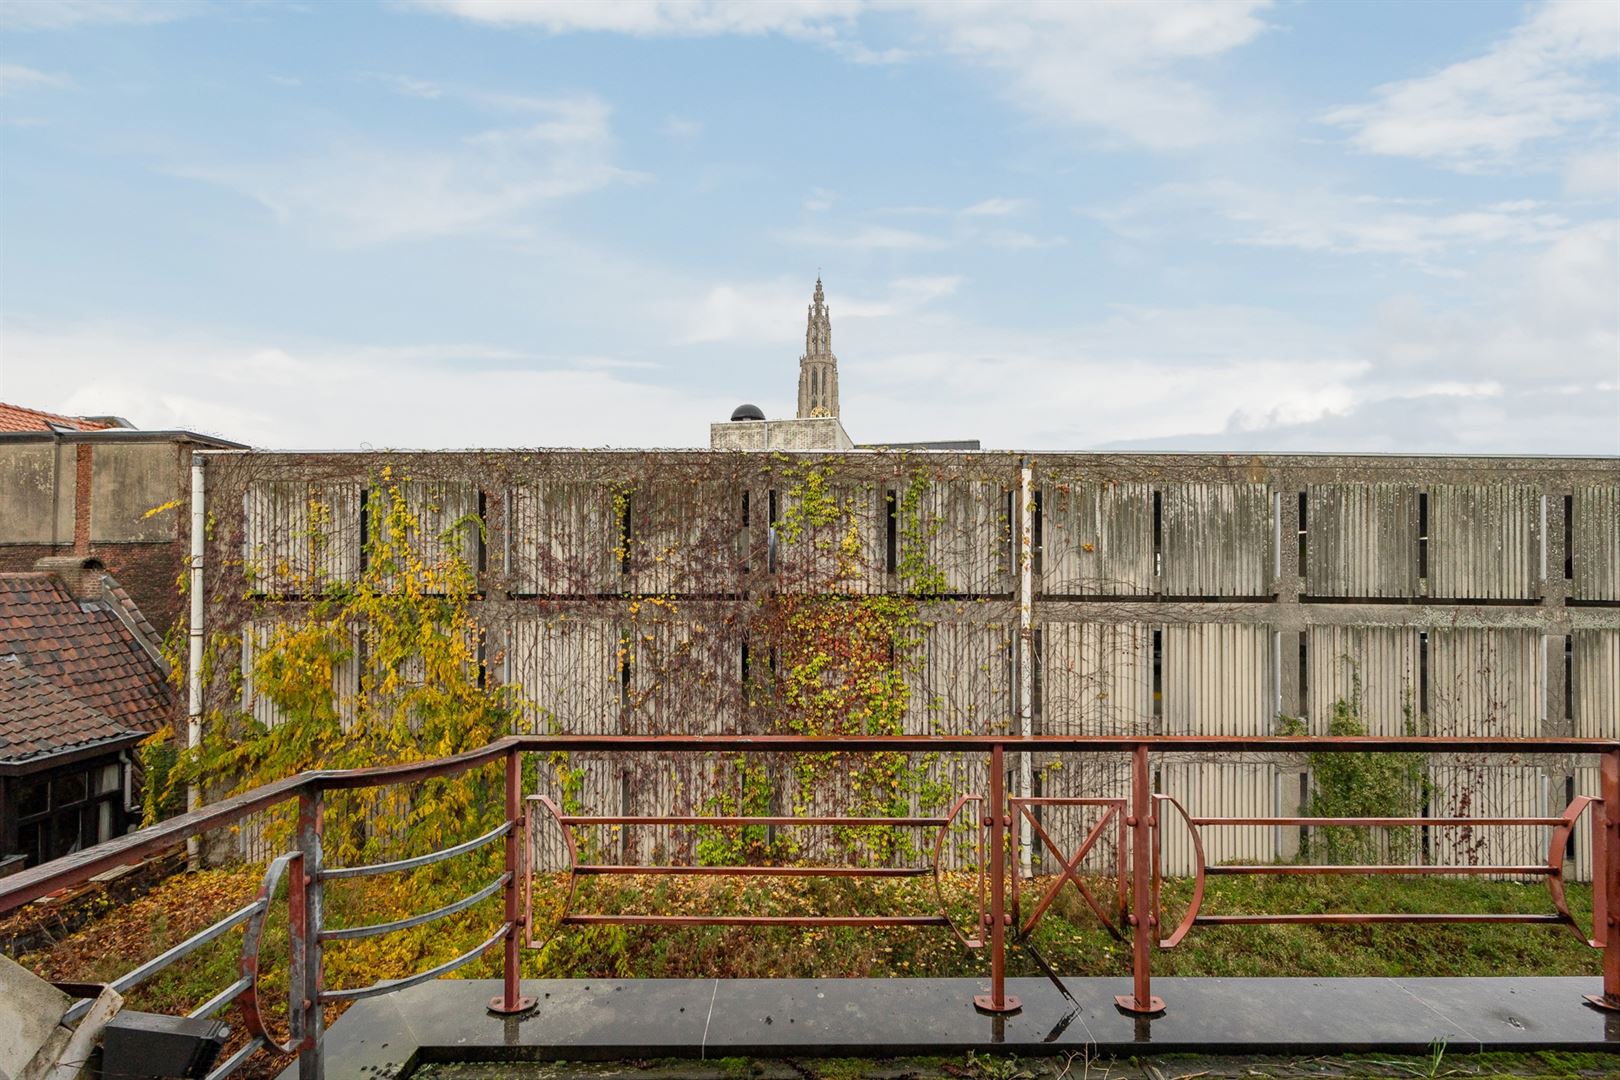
[730,403,766,422]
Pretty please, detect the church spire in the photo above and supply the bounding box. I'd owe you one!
[797,276,839,418]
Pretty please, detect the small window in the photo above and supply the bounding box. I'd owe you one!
[884,490,898,574]
[618,494,634,576]
[53,772,87,806]
[1564,635,1574,721]
[18,821,44,865]
[1152,629,1164,720]
[1030,629,1044,735]
[1297,492,1308,573]
[1417,492,1430,580]
[92,763,121,796]
[1298,635,1310,720]
[1152,490,1164,579]
[1419,631,1430,720]
[1032,490,1044,577]
[17,777,47,817]
[768,490,779,574]
[1564,495,1574,580]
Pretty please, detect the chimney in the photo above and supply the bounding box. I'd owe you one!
[35,554,109,601]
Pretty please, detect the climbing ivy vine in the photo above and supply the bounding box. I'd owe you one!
[1279,682,1429,865]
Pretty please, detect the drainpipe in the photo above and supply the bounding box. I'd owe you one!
[186,456,205,869]
[1018,459,1034,877]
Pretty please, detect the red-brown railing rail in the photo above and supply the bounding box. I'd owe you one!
[0,734,1615,1078]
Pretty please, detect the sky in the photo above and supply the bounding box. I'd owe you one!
[0,0,1616,453]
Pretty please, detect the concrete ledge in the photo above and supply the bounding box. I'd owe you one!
[288,976,1620,1078]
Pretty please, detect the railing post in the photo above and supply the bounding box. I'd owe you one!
[1587,748,1620,1012]
[490,747,535,1015]
[1115,743,1164,1015]
[296,790,324,1079]
[974,742,1020,1013]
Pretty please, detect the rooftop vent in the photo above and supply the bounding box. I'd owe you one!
[730,404,766,422]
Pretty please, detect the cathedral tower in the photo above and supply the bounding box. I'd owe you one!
[796,277,839,418]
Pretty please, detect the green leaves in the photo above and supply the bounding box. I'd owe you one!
[1281,692,1429,865]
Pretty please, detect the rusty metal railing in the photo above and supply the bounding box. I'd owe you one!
[513,735,1618,1018]
[1,734,1616,1078]
[0,740,519,1080]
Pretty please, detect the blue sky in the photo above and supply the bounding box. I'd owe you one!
[0,0,1616,452]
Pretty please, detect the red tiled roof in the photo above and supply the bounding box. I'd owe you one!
[104,578,162,648]
[0,655,141,764]
[0,401,116,433]
[0,574,176,736]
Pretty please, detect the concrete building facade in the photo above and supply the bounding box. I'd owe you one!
[195,447,1620,881]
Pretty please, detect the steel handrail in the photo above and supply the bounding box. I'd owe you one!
[319,872,510,941]
[319,923,511,1002]
[61,898,266,1023]
[6,733,1615,915]
[319,821,511,880]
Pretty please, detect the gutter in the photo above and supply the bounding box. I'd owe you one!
[0,429,248,449]
[1017,457,1033,877]
[186,457,205,867]
[0,732,146,778]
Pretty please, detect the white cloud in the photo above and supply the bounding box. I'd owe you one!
[804,187,836,212]
[903,1,1275,150]
[0,0,200,29]
[412,1,1275,151]
[774,223,948,252]
[172,94,639,245]
[848,303,1368,448]
[0,323,709,449]
[658,274,960,346]
[960,196,1027,217]
[407,0,860,38]
[1322,0,1620,172]
[1099,221,1620,452]
[367,72,446,100]
[363,72,609,115]
[5,220,1611,455]
[1566,147,1620,196]
[661,114,702,138]
[1098,181,1573,268]
[0,63,69,95]
[982,229,1066,250]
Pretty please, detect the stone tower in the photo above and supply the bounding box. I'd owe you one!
[796,277,839,418]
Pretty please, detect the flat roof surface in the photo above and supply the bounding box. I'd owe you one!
[292,975,1618,1077]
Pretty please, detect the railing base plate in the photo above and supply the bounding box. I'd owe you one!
[1582,993,1620,1013]
[1113,994,1165,1016]
[488,995,537,1016]
[972,994,1021,1014]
